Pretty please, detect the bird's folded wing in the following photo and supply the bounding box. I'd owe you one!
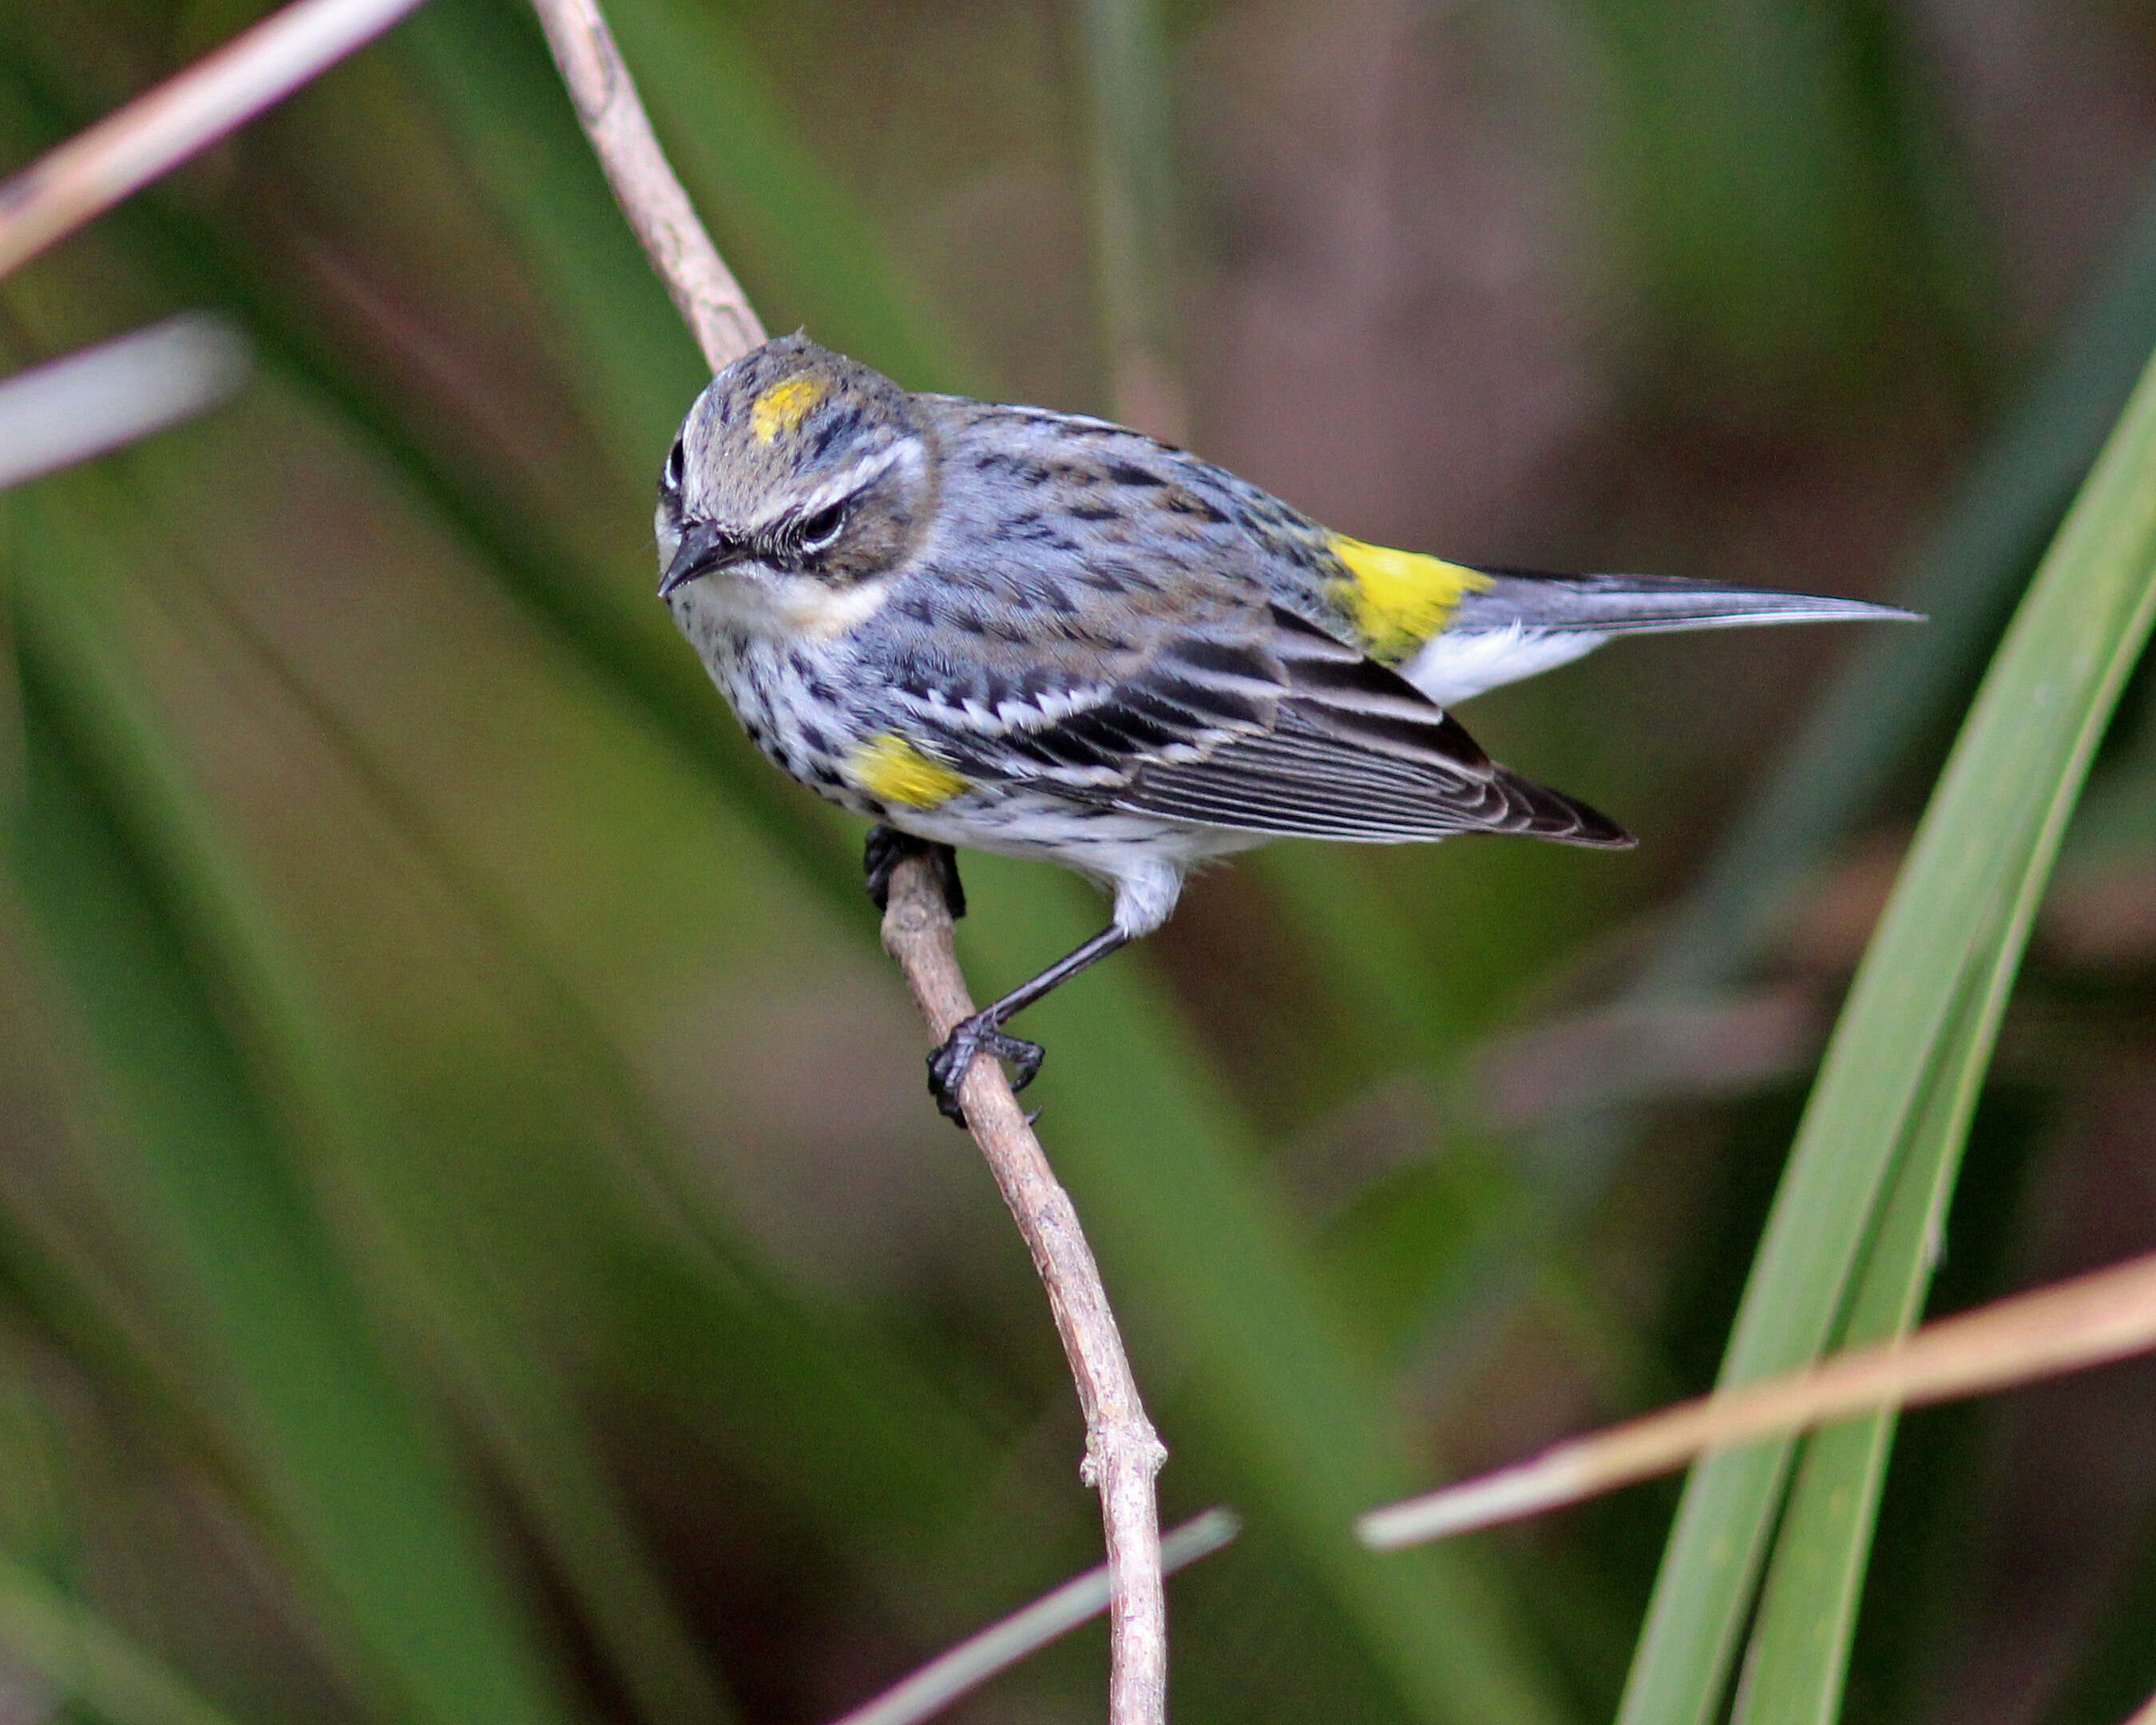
[900,631,1278,786]
[1112,609,1631,845]
[907,602,1631,847]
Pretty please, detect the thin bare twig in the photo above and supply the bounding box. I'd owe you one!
[880,856,1169,1723]
[0,0,428,280]
[518,3,1174,1719]
[522,0,763,373]
[1360,1247,2156,1549]
[829,1509,1237,1725]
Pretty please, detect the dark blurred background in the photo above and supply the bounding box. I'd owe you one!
[0,0,2154,1721]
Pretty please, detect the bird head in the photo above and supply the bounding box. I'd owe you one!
[656,335,935,621]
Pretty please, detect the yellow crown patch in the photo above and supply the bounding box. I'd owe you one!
[751,375,826,443]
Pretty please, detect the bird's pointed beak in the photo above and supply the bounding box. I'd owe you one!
[660,521,741,597]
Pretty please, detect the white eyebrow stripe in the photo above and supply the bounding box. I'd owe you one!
[742,437,926,535]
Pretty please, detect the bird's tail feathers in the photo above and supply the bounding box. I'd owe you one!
[1454,569,1920,636]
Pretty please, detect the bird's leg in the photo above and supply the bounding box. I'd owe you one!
[864,823,965,919]
[928,926,1131,1125]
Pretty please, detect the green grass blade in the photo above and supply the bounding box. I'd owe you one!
[1615,303,2156,1725]
[1347,170,2156,1580]
[1729,968,1988,1723]
[1728,306,2156,1708]
[8,498,581,1725]
[51,476,739,1725]
[1639,171,2156,999]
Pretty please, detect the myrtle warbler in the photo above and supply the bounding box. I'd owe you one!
[658,334,1909,1122]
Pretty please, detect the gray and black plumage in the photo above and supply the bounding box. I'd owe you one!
[656,335,1914,1122]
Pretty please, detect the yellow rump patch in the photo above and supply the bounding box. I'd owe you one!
[751,376,825,442]
[1326,534,1492,662]
[846,734,969,810]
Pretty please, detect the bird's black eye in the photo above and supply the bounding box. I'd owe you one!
[795,499,848,554]
[663,437,685,493]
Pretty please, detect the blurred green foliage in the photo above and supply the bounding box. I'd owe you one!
[0,1,2154,1723]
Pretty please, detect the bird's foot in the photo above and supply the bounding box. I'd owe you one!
[864,825,965,919]
[928,1013,1045,1126]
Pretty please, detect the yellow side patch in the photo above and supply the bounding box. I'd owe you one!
[846,734,969,810]
[1326,533,1492,662]
[751,376,825,442]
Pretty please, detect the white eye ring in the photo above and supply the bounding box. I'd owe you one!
[664,437,685,491]
[796,499,848,554]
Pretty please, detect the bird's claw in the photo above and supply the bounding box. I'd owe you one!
[928,1016,1045,1125]
[864,826,966,919]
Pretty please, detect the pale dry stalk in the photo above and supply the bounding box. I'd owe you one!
[520,0,763,371]
[1361,1246,2156,1548]
[880,855,1168,1723]
[521,3,1173,1719]
[830,1510,1233,1725]
[0,0,429,280]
